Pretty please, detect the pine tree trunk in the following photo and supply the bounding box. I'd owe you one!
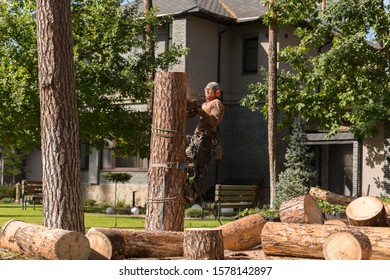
[183,228,224,260]
[268,1,278,208]
[145,72,187,231]
[36,0,84,232]
[309,186,355,206]
[0,220,90,260]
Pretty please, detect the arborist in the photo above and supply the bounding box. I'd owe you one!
[185,81,224,202]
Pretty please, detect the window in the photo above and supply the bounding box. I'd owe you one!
[243,37,258,74]
[80,143,89,170]
[167,23,173,50]
[101,148,147,170]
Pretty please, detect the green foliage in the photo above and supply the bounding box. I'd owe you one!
[0,197,14,203]
[274,122,317,209]
[83,199,97,207]
[103,172,132,184]
[0,146,27,184]
[0,186,16,198]
[116,200,125,208]
[235,208,280,219]
[244,0,390,139]
[316,199,346,214]
[0,0,187,157]
[184,208,212,218]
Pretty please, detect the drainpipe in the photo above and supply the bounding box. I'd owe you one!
[215,26,232,186]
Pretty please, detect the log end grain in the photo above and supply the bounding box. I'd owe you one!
[55,231,91,260]
[323,231,372,260]
[86,228,124,260]
[346,196,389,227]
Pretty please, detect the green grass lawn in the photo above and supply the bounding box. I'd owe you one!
[0,204,231,231]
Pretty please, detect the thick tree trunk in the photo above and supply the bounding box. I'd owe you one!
[36,0,84,232]
[309,186,355,206]
[218,214,267,251]
[323,231,372,260]
[279,194,324,224]
[267,1,279,208]
[86,227,183,259]
[145,72,187,231]
[346,196,389,227]
[183,228,224,260]
[262,222,390,259]
[0,220,90,260]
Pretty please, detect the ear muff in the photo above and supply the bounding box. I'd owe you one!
[215,89,221,98]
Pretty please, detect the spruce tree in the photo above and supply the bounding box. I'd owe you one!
[274,122,317,209]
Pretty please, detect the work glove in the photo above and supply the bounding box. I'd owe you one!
[186,99,201,118]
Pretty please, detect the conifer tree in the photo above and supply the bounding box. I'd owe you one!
[274,121,317,209]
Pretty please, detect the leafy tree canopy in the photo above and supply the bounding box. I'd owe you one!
[242,0,390,138]
[0,0,186,157]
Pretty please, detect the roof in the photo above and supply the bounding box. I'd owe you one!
[125,0,267,23]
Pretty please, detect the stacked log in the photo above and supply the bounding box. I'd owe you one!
[346,196,390,227]
[279,194,324,224]
[0,220,90,260]
[309,186,355,206]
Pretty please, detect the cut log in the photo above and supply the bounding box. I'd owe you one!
[346,196,389,227]
[323,231,372,260]
[0,220,90,260]
[279,194,324,224]
[261,222,390,259]
[218,214,267,251]
[324,219,348,226]
[86,227,184,259]
[183,228,224,260]
[309,186,355,206]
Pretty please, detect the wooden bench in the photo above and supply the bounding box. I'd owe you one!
[21,180,43,210]
[214,184,258,219]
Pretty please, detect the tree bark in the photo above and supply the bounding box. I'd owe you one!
[346,196,389,227]
[0,220,90,260]
[36,0,84,232]
[145,72,187,231]
[323,231,372,260]
[267,0,279,208]
[86,227,183,259]
[309,186,355,206]
[324,219,348,226]
[279,194,324,224]
[262,222,390,259]
[218,214,267,251]
[183,228,224,260]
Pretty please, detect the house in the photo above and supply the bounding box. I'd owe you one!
[5,0,389,206]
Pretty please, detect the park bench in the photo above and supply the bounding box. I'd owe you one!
[21,180,43,210]
[214,184,258,219]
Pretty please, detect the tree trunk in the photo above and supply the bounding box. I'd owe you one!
[145,72,187,231]
[309,186,355,206]
[346,196,389,227]
[267,0,278,208]
[144,0,155,113]
[262,222,390,259]
[183,228,224,260]
[324,219,348,226]
[279,194,324,224]
[86,227,183,259]
[0,220,90,260]
[36,0,84,232]
[218,214,267,251]
[323,231,372,260]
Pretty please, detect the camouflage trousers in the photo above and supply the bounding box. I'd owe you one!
[185,130,222,195]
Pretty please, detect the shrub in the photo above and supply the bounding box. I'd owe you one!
[185,208,211,218]
[236,208,280,219]
[83,199,97,206]
[116,200,125,208]
[0,186,16,199]
[98,201,110,208]
[0,197,14,203]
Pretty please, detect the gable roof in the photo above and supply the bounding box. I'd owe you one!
[126,0,267,23]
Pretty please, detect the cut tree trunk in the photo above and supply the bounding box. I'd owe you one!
[346,196,389,227]
[279,194,324,224]
[0,220,90,260]
[183,228,224,260]
[309,186,355,206]
[145,72,187,231]
[262,222,390,259]
[323,231,372,260]
[218,214,267,251]
[86,227,184,259]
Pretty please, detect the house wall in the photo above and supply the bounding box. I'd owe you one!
[362,122,387,197]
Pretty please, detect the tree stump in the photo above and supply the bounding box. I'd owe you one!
[145,72,187,231]
[346,196,389,227]
[0,220,90,260]
[262,222,390,259]
[183,228,224,260]
[218,214,267,251]
[309,186,355,206]
[323,231,372,260]
[279,194,324,224]
[86,227,184,259]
